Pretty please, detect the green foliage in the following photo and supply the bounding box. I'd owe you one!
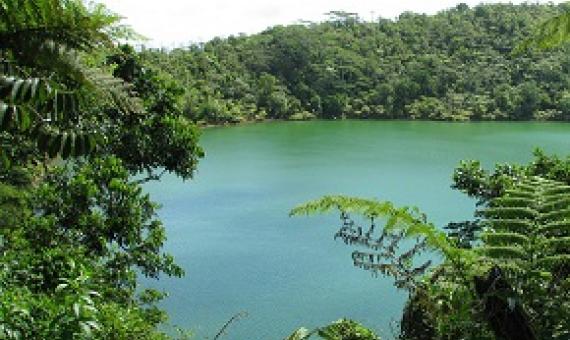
[317,319,380,340]
[143,3,570,123]
[0,1,201,338]
[291,195,456,258]
[291,196,471,294]
[285,328,311,340]
[447,152,570,339]
[479,189,566,335]
[285,319,380,340]
[0,0,124,49]
[0,0,133,85]
[0,75,97,160]
[293,173,570,339]
[452,148,570,204]
[0,158,184,338]
[105,45,204,180]
[33,157,184,282]
[469,177,570,339]
[518,7,570,51]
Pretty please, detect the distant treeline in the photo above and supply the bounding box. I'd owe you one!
[138,3,570,123]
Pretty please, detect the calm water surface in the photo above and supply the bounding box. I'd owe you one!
[143,121,570,339]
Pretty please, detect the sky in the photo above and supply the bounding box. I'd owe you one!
[97,0,565,47]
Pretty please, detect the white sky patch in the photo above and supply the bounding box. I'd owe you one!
[97,0,565,47]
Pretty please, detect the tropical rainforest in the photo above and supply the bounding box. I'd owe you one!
[140,2,570,123]
[0,0,569,340]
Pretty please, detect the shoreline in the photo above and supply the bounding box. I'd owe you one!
[196,116,570,129]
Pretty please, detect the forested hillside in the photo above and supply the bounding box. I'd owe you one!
[139,3,570,123]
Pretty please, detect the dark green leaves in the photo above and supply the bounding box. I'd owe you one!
[284,319,380,340]
[36,130,96,159]
[0,76,47,132]
[0,76,48,104]
[317,319,380,340]
[0,75,95,159]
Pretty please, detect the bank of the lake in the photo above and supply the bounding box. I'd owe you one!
[143,121,570,339]
[197,116,570,130]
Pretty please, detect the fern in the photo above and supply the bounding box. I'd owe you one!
[290,195,467,290]
[479,177,570,271]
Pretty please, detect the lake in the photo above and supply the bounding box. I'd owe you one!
[142,120,570,339]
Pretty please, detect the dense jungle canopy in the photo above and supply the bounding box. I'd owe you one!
[139,2,570,123]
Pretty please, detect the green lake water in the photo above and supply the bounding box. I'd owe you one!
[142,120,570,339]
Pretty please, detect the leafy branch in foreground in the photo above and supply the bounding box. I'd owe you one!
[0,75,97,160]
[285,319,380,340]
[290,196,466,291]
[291,174,570,339]
[473,176,570,339]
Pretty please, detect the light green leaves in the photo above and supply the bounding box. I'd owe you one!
[284,319,380,340]
[284,328,311,340]
[290,195,395,219]
[317,319,380,340]
[516,11,570,52]
[290,195,453,256]
[479,176,570,270]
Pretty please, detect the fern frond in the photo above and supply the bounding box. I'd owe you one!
[543,237,570,253]
[0,0,123,51]
[480,207,538,220]
[480,246,526,260]
[0,74,97,158]
[489,197,535,208]
[482,232,530,247]
[290,195,463,290]
[539,209,570,223]
[536,254,570,271]
[539,221,570,237]
[289,195,396,218]
[1,0,141,114]
[540,196,570,213]
[486,219,534,233]
[479,177,570,271]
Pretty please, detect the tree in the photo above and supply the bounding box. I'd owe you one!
[142,3,570,123]
[106,45,203,180]
[0,1,202,338]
